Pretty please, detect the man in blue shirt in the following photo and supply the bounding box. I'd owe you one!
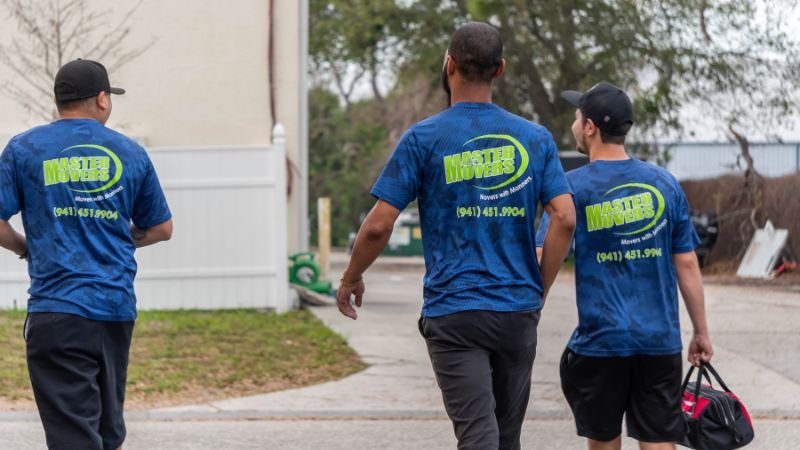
[536,82,713,450]
[0,59,172,450]
[336,22,576,449]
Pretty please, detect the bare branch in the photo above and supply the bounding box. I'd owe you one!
[699,0,713,43]
[0,0,153,120]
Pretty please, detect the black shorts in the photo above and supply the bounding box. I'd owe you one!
[25,312,135,450]
[559,347,684,443]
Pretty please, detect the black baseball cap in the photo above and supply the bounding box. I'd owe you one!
[54,59,125,102]
[561,81,633,136]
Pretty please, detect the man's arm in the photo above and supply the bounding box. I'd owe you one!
[130,219,173,248]
[336,200,401,320]
[539,194,575,304]
[0,219,27,258]
[674,251,713,366]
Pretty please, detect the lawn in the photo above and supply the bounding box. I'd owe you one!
[0,309,366,408]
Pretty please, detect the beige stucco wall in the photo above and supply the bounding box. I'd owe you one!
[0,0,273,146]
[0,0,307,251]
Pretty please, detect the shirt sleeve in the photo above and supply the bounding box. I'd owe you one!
[535,212,550,248]
[132,155,172,228]
[539,133,572,205]
[671,185,700,254]
[370,130,423,211]
[0,144,21,221]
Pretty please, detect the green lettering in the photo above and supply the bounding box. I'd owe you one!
[586,204,603,232]
[612,200,626,225]
[491,161,502,176]
[641,193,655,218]
[471,150,483,165]
[503,159,514,174]
[501,145,514,160]
[624,209,635,223]
[444,154,462,184]
[623,196,635,210]
[98,169,110,182]
[43,160,60,185]
[602,201,614,228]
[461,164,474,180]
[58,158,70,183]
[492,147,502,163]
[473,162,486,178]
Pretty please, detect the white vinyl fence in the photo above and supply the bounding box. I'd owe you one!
[0,127,290,312]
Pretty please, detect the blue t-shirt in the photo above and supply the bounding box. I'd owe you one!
[0,118,171,321]
[536,158,700,356]
[371,102,571,317]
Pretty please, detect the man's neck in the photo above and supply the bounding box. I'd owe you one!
[589,144,629,162]
[58,111,99,121]
[449,81,493,106]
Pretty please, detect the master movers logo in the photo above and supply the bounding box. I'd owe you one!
[586,183,665,236]
[42,144,123,194]
[443,134,529,191]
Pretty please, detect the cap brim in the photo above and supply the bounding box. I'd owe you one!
[560,90,583,107]
[109,87,125,95]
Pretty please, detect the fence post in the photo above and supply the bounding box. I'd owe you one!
[317,197,331,279]
[796,143,800,174]
[272,123,291,312]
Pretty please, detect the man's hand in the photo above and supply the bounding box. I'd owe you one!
[688,333,713,367]
[335,200,400,320]
[675,251,714,367]
[337,278,365,320]
[539,194,576,305]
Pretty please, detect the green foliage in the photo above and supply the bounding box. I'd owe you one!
[309,87,388,246]
[309,0,800,238]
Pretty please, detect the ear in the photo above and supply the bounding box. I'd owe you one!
[96,91,110,110]
[493,59,506,79]
[584,118,599,138]
[446,55,457,76]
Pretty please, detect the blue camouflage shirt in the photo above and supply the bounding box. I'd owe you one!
[0,118,171,321]
[371,102,571,317]
[537,158,700,356]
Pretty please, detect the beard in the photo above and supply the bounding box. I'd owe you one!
[575,134,589,155]
[441,63,451,108]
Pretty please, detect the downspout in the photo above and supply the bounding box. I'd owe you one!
[268,0,294,198]
[299,0,309,251]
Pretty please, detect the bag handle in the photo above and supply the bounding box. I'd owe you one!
[682,364,706,415]
[703,362,732,393]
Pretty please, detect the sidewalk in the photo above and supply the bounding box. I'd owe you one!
[3,260,800,449]
[37,263,796,422]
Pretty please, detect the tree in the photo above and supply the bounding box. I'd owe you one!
[309,0,800,244]
[313,0,800,146]
[0,0,154,121]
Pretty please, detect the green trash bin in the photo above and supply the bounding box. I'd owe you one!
[382,210,423,256]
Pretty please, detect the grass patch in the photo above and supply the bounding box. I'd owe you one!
[0,309,366,408]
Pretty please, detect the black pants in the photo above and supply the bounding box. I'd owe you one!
[420,310,541,450]
[25,312,135,450]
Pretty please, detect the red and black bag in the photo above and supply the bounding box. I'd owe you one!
[680,362,754,449]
